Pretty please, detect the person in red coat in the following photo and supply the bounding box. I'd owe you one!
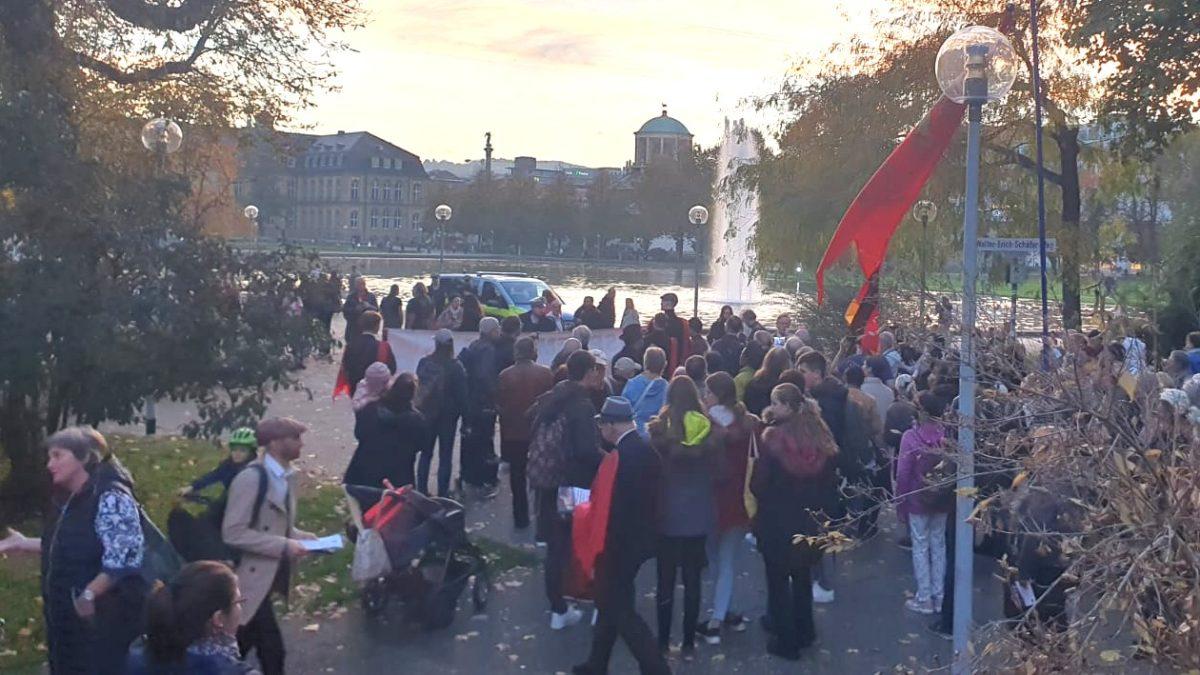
[696,372,758,645]
[658,293,691,375]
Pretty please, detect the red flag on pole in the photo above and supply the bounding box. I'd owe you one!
[814,97,966,306]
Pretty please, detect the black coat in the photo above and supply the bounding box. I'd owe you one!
[415,354,469,420]
[342,334,396,395]
[742,373,779,417]
[520,310,557,332]
[379,294,404,329]
[750,428,838,555]
[42,459,148,674]
[534,380,602,488]
[596,294,616,329]
[461,336,501,409]
[605,431,662,568]
[711,333,744,377]
[344,403,430,503]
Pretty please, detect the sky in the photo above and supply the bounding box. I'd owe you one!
[292,0,882,167]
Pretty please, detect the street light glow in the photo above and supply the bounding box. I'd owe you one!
[140,118,183,154]
[935,26,1018,104]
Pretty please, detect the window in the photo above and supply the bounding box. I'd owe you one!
[384,158,392,169]
[334,178,342,200]
[350,210,359,228]
[370,208,378,229]
[371,180,379,201]
[350,179,359,201]
[412,182,423,203]
[337,154,344,167]
[324,178,332,201]
[383,181,392,202]
[482,282,507,309]
[370,156,380,168]
[412,212,420,227]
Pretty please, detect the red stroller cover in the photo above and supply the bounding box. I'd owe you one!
[565,450,619,601]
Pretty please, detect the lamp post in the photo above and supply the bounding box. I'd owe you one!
[139,117,184,436]
[1030,0,1051,353]
[935,25,1017,674]
[434,204,452,276]
[243,205,260,245]
[912,200,939,322]
[795,264,804,294]
[688,205,709,317]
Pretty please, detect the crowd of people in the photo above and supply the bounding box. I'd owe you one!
[7,272,1200,674]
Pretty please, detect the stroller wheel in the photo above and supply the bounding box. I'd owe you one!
[471,566,491,612]
[421,585,460,631]
[361,580,389,617]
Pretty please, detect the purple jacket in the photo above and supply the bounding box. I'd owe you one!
[895,421,945,520]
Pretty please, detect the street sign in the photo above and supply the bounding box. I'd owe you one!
[977,237,1056,253]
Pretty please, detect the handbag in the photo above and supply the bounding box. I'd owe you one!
[351,528,393,584]
[743,431,759,520]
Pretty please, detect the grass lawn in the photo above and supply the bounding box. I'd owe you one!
[0,435,533,672]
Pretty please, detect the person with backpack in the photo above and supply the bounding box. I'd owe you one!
[895,392,953,616]
[415,329,469,497]
[527,349,605,631]
[498,336,556,529]
[0,427,151,674]
[459,317,503,496]
[750,383,839,661]
[222,417,317,675]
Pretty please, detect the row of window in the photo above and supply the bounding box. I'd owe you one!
[285,177,425,204]
[295,207,422,231]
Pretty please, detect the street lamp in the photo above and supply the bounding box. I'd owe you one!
[434,204,452,275]
[912,199,938,321]
[688,205,709,316]
[936,25,1017,674]
[795,264,804,294]
[244,205,260,245]
[139,117,184,436]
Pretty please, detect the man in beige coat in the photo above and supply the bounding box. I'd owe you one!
[222,417,315,675]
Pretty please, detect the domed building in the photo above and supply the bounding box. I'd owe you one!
[633,106,693,168]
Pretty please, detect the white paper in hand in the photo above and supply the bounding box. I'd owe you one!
[300,534,345,553]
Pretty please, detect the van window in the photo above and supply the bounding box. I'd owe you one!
[481,282,507,309]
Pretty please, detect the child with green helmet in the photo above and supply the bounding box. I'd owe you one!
[177,426,259,497]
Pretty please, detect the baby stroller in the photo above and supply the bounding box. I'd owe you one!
[344,484,491,630]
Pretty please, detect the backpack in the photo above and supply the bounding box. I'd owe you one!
[416,360,447,421]
[918,452,957,513]
[527,413,569,490]
[168,464,269,564]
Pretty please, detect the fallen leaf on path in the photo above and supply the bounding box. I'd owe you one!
[1099,650,1122,663]
[302,624,320,632]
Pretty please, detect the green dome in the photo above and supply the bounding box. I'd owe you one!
[637,112,691,136]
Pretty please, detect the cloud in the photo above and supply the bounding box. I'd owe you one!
[488,28,598,65]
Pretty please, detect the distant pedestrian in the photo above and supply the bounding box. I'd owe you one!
[460,295,484,333]
[743,347,789,417]
[621,346,669,437]
[896,392,952,616]
[415,330,469,496]
[521,298,558,332]
[436,296,464,330]
[341,277,378,342]
[380,284,403,330]
[339,311,396,396]
[344,373,429,510]
[575,296,604,330]
[614,324,645,366]
[405,282,436,330]
[688,318,708,357]
[711,316,745,377]
[620,298,640,329]
[459,317,504,494]
[709,305,734,342]
[596,287,618,329]
[658,293,691,374]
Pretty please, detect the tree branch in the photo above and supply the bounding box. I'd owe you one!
[75,17,214,84]
[987,143,1063,186]
[100,0,221,32]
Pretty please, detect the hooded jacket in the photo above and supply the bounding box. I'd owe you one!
[648,411,724,538]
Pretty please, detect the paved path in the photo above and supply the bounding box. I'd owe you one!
[107,318,1004,674]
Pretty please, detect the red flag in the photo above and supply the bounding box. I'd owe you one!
[845,274,882,353]
[815,97,966,304]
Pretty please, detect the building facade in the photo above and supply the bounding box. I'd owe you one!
[238,130,429,246]
[633,106,693,168]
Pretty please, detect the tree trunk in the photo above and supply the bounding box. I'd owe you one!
[1057,127,1083,330]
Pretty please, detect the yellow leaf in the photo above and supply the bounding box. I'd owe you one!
[1145,448,1162,461]
[955,487,979,498]
[1010,471,1028,489]
[1099,650,1122,663]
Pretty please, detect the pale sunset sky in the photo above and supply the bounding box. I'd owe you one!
[293,0,882,167]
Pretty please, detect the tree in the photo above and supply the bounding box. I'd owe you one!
[1069,1,1200,157]
[756,0,1100,329]
[0,0,358,517]
[634,152,712,261]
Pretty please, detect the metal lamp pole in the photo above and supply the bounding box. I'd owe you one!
[688,205,709,317]
[935,26,1017,674]
[913,200,939,323]
[1030,0,1051,347]
[434,204,452,276]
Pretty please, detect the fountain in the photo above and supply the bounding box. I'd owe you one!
[709,118,762,306]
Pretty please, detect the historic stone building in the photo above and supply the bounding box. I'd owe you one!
[632,106,693,168]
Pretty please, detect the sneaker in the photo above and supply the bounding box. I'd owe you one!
[550,606,584,630]
[724,612,748,632]
[696,622,721,645]
[812,582,835,604]
[905,598,935,615]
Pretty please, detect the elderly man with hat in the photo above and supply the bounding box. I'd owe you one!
[659,292,691,375]
[521,297,558,332]
[222,417,316,675]
[460,317,504,496]
[573,397,670,675]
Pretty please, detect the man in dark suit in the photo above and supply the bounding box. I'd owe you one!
[573,398,671,675]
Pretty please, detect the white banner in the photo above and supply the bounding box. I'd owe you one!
[385,329,625,373]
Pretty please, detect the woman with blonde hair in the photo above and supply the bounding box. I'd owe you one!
[749,383,838,660]
[647,376,724,659]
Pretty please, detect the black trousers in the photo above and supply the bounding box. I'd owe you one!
[761,542,816,653]
[418,412,459,496]
[584,556,672,675]
[509,454,529,527]
[656,535,706,649]
[537,488,572,614]
[238,597,285,675]
[460,409,498,487]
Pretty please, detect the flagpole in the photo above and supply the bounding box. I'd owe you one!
[1031,0,1050,344]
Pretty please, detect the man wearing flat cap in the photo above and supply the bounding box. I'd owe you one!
[222,416,316,674]
[573,398,669,675]
[659,292,691,375]
[521,297,558,332]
